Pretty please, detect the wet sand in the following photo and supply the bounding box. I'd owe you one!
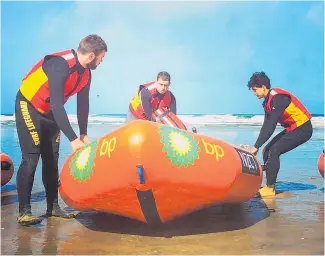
[1,180,324,255]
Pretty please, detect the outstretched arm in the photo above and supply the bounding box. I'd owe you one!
[169,92,177,114]
[43,57,78,142]
[140,88,153,121]
[254,94,291,149]
[77,75,91,138]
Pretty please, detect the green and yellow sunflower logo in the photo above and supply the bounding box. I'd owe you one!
[70,140,98,182]
[159,126,200,167]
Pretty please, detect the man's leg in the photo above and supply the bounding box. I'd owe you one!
[41,120,75,218]
[256,131,286,197]
[16,153,42,225]
[15,92,43,225]
[265,121,313,186]
[259,121,313,197]
[262,130,286,164]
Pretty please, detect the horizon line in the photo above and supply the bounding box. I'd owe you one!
[1,112,325,116]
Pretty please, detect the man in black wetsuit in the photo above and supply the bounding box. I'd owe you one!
[246,72,313,197]
[15,34,107,226]
[126,71,177,123]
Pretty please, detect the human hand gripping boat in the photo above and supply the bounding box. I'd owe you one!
[59,112,263,225]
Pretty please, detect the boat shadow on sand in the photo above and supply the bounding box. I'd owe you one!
[74,197,270,237]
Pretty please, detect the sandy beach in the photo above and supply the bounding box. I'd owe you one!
[1,180,324,255]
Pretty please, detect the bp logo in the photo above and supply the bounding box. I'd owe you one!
[159,126,200,167]
[70,140,98,182]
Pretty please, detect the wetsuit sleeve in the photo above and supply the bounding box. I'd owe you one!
[254,94,291,149]
[169,92,177,115]
[77,73,91,135]
[43,57,78,142]
[140,88,153,121]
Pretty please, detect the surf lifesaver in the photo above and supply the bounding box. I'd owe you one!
[1,153,14,186]
[152,108,187,130]
[317,151,324,178]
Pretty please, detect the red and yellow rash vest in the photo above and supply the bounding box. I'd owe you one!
[264,88,311,132]
[129,81,172,120]
[19,50,90,114]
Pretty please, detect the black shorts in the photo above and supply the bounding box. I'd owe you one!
[15,91,60,154]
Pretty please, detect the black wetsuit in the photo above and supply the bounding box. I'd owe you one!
[15,50,90,214]
[254,92,313,186]
[139,87,177,121]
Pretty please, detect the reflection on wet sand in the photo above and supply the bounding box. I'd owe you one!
[1,181,324,255]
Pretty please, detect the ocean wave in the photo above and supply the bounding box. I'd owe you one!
[1,114,324,128]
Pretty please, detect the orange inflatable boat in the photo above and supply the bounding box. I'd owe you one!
[59,120,263,224]
[1,153,14,186]
[318,151,324,178]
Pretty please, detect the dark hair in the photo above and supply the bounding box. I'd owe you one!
[157,71,171,82]
[247,71,271,89]
[77,34,107,56]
